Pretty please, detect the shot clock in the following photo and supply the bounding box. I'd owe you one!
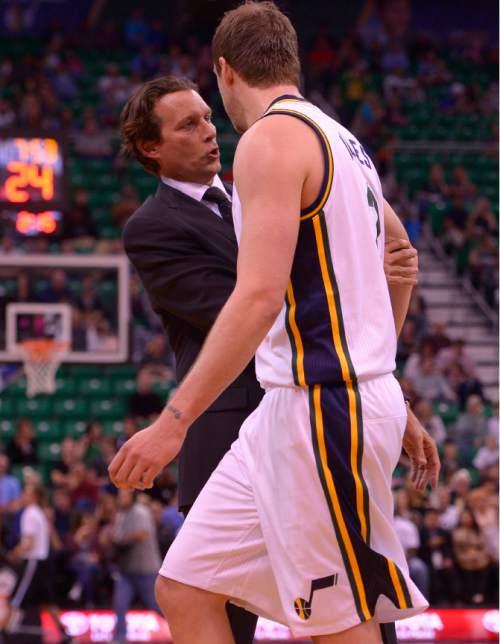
[0,135,66,236]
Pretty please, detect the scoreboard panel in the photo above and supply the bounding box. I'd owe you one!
[0,135,66,235]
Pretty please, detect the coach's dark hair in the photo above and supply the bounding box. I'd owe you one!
[212,1,300,88]
[120,76,198,175]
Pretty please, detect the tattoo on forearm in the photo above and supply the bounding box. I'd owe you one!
[167,404,182,420]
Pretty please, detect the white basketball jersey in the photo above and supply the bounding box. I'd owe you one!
[232,96,397,389]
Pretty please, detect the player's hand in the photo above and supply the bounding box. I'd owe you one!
[384,238,418,285]
[108,420,185,490]
[402,408,440,492]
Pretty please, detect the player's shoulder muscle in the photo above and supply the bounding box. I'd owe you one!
[234,114,311,190]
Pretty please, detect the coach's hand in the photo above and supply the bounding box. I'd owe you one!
[384,238,418,285]
[108,419,186,490]
[402,408,440,492]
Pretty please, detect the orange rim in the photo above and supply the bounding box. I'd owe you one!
[19,339,68,362]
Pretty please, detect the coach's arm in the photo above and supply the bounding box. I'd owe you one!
[123,214,236,333]
[383,200,418,336]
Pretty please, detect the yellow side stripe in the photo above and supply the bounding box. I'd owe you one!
[286,281,306,386]
[388,560,408,609]
[313,384,371,621]
[266,107,333,220]
[312,215,368,543]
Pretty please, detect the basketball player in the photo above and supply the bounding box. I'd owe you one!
[109,3,438,642]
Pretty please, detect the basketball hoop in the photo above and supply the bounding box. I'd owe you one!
[19,339,68,398]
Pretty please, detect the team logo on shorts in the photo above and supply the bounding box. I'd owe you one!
[294,573,338,620]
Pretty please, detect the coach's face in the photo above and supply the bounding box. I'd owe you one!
[147,90,221,184]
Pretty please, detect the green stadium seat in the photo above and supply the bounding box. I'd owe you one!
[55,378,77,397]
[63,420,87,439]
[16,397,52,418]
[102,420,125,437]
[434,401,460,425]
[89,398,127,419]
[34,420,62,442]
[112,379,136,395]
[0,419,15,441]
[79,378,112,397]
[37,442,62,463]
[0,394,15,418]
[3,379,27,396]
[106,365,137,378]
[69,365,103,377]
[53,398,87,418]
[152,381,174,400]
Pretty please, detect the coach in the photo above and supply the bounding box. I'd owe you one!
[119,76,435,644]
[120,76,261,644]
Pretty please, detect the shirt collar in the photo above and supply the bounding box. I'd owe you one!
[161,174,230,202]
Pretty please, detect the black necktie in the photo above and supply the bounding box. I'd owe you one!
[203,187,233,226]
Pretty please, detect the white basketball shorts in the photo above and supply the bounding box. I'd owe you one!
[160,373,428,637]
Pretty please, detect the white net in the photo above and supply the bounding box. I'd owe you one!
[19,340,68,398]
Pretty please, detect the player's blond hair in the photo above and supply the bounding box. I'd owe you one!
[213,1,301,88]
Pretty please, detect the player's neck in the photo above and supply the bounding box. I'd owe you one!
[242,84,302,129]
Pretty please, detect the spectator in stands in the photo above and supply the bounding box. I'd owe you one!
[80,420,104,466]
[454,394,489,454]
[69,511,100,606]
[51,437,82,489]
[6,418,38,466]
[131,45,160,78]
[117,417,139,449]
[86,312,119,353]
[139,333,174,381]
[52,62,78,101]
[40,269,70,304]
[112,184,141,229]
[405,290,428,341]
[74,112,113,158]
[61,189,98,247]
[111,490,161,643]
[394,490,430,598]
[425,321,451,352]
[407,355,457,403]
[159,490,184,553]
[77,275,103,313]
[452,508,490,605]
[449,166,477,203]
[98,63,129,106]
[128,369,164,421]
[448,364,485,410]
[0,453,22,512]
[413,399,447,445]
[430,485,460,532]
[469,197,499,236]
[52,487,72,546]
[67,462,100,511]
[468,231,499,306]
[0,97,15,129]
[436,339,477,379]
[419,509,457,604]
[440,440,461,483]
[487,401,498,438]
[124,8,149,49]
[396,319,417,367]
[473,434,499,472]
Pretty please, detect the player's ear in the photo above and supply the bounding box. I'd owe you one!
[139,140,160,161]
[218,57,235,86]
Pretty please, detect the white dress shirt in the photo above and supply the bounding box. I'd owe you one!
[161,174,231,219]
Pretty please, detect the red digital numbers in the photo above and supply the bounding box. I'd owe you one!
[5,161,55,203]
[16,211,57,235]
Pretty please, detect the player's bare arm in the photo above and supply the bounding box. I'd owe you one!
[109,115,313,490]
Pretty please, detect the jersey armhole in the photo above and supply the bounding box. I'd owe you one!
[261,109,333,220]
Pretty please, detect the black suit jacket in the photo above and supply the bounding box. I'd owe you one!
[123,181,264,508]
